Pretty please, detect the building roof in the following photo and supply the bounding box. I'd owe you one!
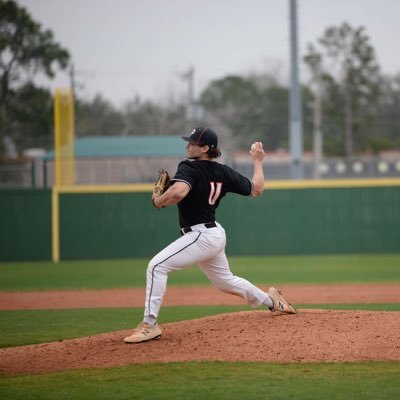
[44,136,185,159]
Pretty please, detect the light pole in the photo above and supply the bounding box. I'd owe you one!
[289,0,304,179]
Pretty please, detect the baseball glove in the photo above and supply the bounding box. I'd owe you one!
[153,169,171,197]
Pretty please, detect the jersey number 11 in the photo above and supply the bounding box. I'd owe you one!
[209,182,222,205]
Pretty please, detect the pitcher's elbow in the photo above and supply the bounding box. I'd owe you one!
[251,185,264,197]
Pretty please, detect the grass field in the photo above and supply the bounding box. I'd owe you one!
[1,253,400,399]
[1,362,400,400]
[1,253,400,291]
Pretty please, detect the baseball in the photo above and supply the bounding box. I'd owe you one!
[251,143,257,151]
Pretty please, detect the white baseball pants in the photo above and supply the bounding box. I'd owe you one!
[144,222,270,320]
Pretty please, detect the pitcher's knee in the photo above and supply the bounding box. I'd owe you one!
[146,259,153,272]
[147,259,169,277]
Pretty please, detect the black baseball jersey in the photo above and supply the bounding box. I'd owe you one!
[171,160,253,228]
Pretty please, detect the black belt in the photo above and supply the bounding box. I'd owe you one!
[180,222,217,235]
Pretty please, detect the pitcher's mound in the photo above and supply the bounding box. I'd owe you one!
[1,309,399,375]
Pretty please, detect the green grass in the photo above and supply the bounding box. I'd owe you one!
[1,253,400,291]
[1,254,399,398]
[1,362,399,400]
[0,306,247,348]
[1,304,399,349]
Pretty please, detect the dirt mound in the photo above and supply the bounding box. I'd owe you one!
[1,309,400,375]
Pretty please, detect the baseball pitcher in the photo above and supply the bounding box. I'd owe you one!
[124,127,296,343]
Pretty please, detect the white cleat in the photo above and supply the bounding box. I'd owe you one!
[124,322,162,343]
[269,287,297,314]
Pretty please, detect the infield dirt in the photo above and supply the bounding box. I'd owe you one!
[1,283,400,310]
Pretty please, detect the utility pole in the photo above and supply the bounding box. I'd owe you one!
[187,66,194,108]
[181,66,195,132]
[69,63,76,96]
[68,62,92,136]
[68,63,76,133]
[313,62,323,179]
[289,0,304,179]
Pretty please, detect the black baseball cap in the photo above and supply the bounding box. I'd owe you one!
[181,127,218,149]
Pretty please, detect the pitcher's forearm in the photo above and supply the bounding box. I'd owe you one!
[252,160,265,196]
[152,182,190,208]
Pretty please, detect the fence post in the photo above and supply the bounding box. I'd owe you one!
[31,160,36,188]
[43,159,48,188]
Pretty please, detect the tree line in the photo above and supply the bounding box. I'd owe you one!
[1,0,399,160]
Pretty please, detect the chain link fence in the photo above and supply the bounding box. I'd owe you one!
[1,155,400,188]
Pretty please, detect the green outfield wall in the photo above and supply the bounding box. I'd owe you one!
[219,186,400,255]
[1,181,400,261]
[0,189,52,261]
[58,192,177,260]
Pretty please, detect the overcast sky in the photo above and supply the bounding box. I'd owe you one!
[18,0,400,107]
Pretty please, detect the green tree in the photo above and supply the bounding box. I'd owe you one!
[304,22,381,158]
[371,73,400,151]
[122,96,186,136]
[0,0,70,155]
[256,86,289,150]
[75,95,124,136]
[199,75,313,151]
[7,82,53,150]
[199,76,260,148]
